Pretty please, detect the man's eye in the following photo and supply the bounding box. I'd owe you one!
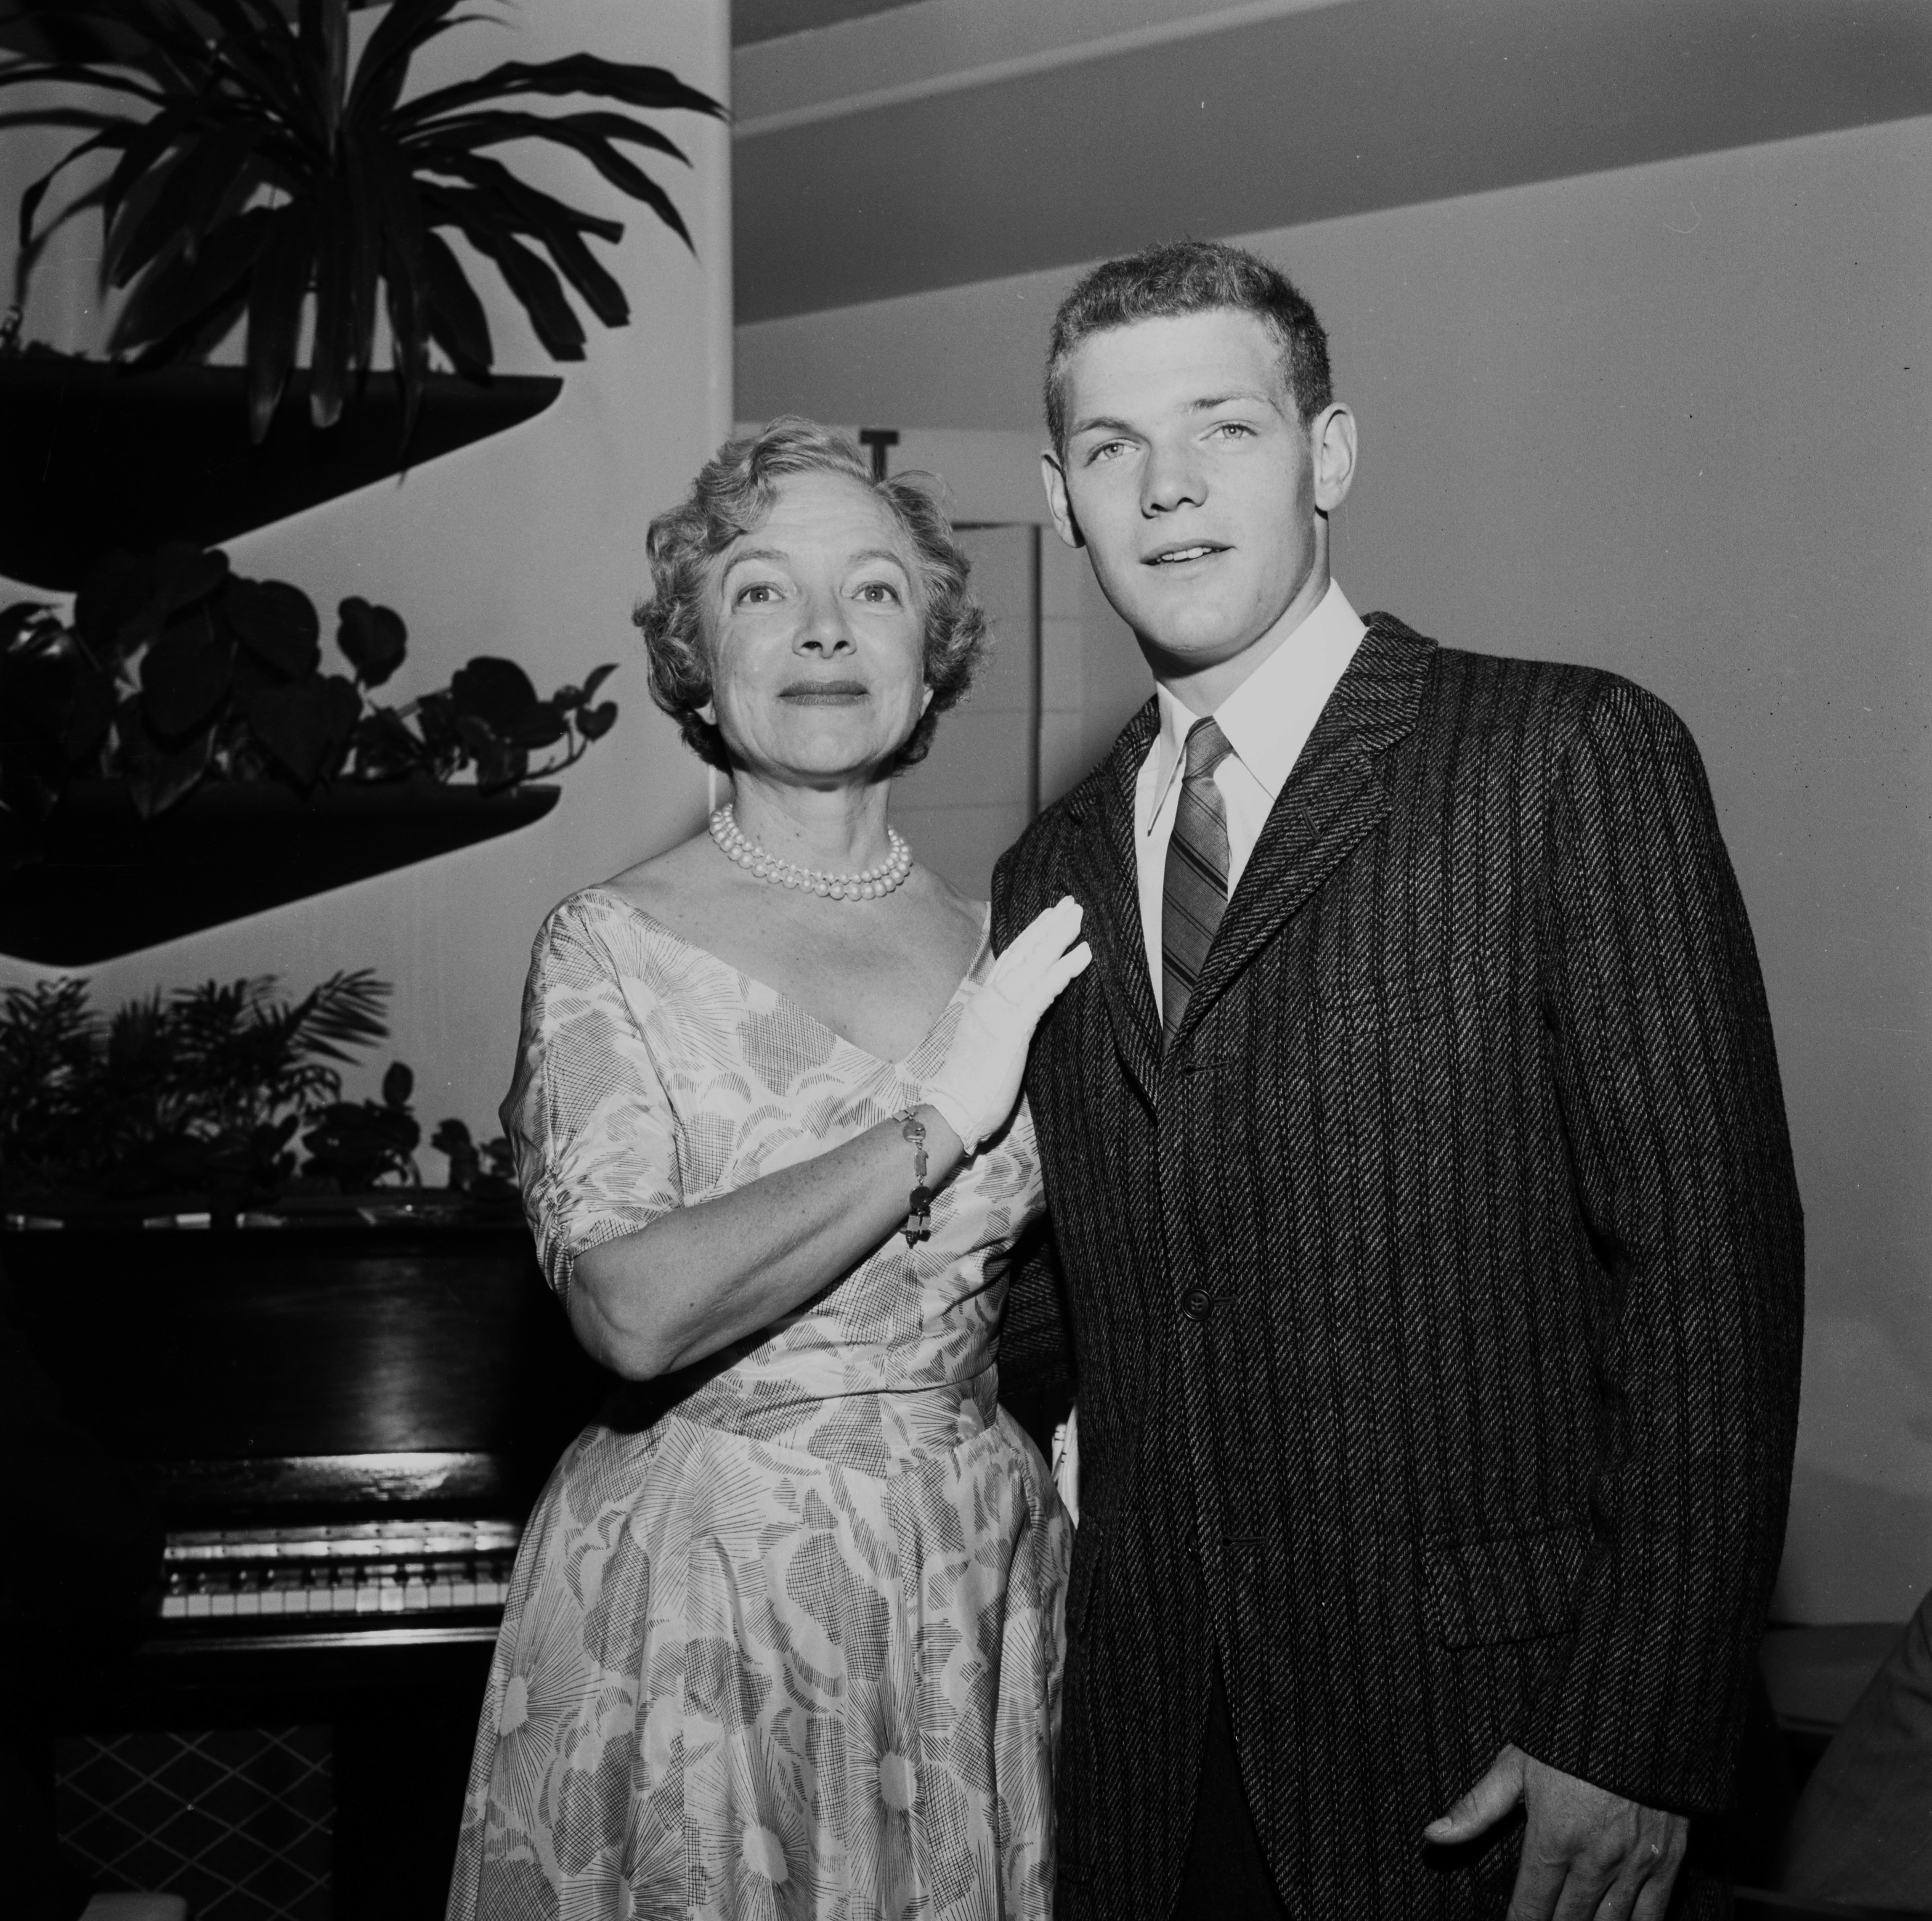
[1211,421,1255,441]
[1085,440,1128,465]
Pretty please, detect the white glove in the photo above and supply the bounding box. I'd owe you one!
[921,896,1091,1152]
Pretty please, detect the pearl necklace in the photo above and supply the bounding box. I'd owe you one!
[709,804,913,900]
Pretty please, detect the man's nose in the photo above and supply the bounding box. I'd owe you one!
[795,590,855,655]
[1141,440,1205,514]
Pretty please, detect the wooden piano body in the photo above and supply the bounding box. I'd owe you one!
[5,1221,609,1921]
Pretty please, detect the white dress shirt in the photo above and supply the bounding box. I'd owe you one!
[1135,579,1366,1014]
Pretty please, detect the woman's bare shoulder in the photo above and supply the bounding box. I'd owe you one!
[598,830,733,947]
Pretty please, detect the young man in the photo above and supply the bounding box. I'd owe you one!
[993,241,1804,1919]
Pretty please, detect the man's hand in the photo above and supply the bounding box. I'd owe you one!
[1424,1744,1688,1921]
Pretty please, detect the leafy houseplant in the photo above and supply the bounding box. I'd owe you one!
[2,0,726,441]
[0,538,619,858]
[0,967,518,1224]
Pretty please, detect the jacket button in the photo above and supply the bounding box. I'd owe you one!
[1181,1285,1213,1321]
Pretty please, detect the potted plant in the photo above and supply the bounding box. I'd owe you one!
[0,0,724,588]
[0,538,619,963]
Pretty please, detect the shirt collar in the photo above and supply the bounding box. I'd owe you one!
[1139,579,1367,835]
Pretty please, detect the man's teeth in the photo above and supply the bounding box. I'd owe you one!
[1155,546,1215,563]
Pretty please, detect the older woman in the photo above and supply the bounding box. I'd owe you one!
[448,420,1089,1921]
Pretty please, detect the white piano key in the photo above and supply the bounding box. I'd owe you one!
[210,1593,236,1618]
[186,1594,211,1619]
[161,1595,186,1619]
[453,1580,477,1607]
[235,1591,260,1616]
[427,1581,454,1609]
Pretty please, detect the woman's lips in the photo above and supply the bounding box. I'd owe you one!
[780,681,870,703]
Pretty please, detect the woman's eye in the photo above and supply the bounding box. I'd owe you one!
[855,581,902,605]
[734,583,779,607]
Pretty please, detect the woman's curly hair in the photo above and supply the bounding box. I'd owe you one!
[634,417,990,774]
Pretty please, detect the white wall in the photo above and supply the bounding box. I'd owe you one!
[739,117,1932,1627]
[0,0,732,1151]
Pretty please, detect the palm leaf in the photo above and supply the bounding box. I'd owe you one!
[107,122,266,289]
[411,109,695,246]
[297,0,349,146]
[422,184,585,360]
[191,0,315,135]
[427,149,627,326]
[308,183,355,428]
[416,225,491,376]
[356,127,425,278]
[279,967,391,1060]
[92,103,199,241]
[246,202,313,442]
[114,203,271,359]
[347,0,469,121]
[395,55,725,131]
[0,108,127,134]
[0,64,169,110]
[414,107,690,170]
[15,124,135,266]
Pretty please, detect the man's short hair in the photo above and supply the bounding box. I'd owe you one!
[1044,238,1333,455]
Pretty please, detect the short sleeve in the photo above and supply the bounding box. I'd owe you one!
[499,900,685,1296]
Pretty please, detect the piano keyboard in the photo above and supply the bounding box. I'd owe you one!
[160,1517,521,1623]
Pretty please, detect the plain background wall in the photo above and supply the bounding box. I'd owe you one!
[0,0,732,1150]
[740,116,1932,1627]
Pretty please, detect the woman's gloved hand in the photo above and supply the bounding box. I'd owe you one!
[921,897,1091,1153]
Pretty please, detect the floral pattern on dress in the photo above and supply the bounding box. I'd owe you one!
[447,888,1068,1921]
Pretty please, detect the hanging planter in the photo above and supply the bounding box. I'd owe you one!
[0,541,619,961]
[0,778,560,964]
[0,355,563,593]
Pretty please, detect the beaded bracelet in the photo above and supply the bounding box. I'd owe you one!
[897,1108,933,1245]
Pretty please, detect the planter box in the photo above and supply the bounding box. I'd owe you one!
[0,778,559,964]
[0,359,563,593]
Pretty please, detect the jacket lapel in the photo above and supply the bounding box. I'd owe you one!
[1165,615,1436,1054]
[1060,697,1163,1104]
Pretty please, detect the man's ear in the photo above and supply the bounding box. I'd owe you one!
[1310,403,1359,514]
[1040,450,1085,551]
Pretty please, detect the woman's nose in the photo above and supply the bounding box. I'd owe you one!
[794,591,855,655]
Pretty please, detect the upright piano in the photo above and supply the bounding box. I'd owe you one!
[5,1219,609,1921]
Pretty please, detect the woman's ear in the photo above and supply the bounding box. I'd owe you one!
[919,684,935,718]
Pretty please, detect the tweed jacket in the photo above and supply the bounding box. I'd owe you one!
[992,614,1805,1921]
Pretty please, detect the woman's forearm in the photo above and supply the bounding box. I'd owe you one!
[568,1104,964,1380]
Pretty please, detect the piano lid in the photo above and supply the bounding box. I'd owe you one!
[3,1224,610,1516]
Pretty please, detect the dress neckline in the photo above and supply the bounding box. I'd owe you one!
[576,885,992,1074]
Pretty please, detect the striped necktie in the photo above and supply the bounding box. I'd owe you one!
[1162,716,1235,1043]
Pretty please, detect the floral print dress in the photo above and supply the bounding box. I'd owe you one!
[447,888,1069,1921]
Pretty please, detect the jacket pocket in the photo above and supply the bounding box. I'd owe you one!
[1423,1516,1593,1650]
